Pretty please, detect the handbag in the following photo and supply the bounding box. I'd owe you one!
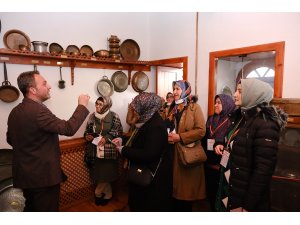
[177,141,207,167]
[127,158,162,187]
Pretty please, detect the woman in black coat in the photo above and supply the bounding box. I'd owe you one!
[215,79,287,212]
[113,92,173,212]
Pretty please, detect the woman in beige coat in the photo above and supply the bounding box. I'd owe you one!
[166,80,206,211]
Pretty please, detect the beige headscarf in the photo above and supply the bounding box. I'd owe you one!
[240,78,273,111]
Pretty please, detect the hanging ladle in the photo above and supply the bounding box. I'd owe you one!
[58,66,65,89]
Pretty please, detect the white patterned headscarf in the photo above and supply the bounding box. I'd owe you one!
[96,96,112,114]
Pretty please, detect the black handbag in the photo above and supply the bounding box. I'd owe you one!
[127,158,162,187]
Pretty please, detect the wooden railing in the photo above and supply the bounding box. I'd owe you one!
[59,138,94,210]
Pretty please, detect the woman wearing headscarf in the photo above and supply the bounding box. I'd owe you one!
[114,92,172,212]
[214,79,288,212]
[84,96,123,206]
[166,80,206,212]
[160,92,174,119]
[202,94,235,211]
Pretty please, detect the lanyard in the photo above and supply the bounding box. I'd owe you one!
[226,117,243,149]
[209,118,229,137]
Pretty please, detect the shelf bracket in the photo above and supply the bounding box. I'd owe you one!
[128,65,134,85]
[70,60,76,85]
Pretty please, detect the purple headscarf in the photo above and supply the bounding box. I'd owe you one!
[130,92,162,123]
[215,94,235,117]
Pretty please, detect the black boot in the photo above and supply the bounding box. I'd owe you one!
[95,193,105,206]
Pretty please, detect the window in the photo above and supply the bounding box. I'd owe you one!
[247,67,275,78]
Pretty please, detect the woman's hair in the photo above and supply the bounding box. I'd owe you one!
[166,92,173,99]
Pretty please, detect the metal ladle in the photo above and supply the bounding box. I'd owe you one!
[58,66,65,89]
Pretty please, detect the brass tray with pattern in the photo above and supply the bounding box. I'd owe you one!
[3,29,31,50]
[80,45,94,57]
[66,45,80,56]
[49,42,64,54]
[120,39,140,61]
[111,71,128,92]
[131,71,149,92]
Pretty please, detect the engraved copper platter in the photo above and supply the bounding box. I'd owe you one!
[120,39,140,61]
[131,71,149,93]
[111,71,128,92]
[3,29,31,50]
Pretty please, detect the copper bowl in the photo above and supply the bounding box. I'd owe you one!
[19,44,30,51]
[94,50,109,58]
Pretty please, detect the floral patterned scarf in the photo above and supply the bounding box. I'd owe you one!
[167,80,191,122]
[130,92,162,123]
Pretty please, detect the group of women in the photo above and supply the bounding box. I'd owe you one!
[83,78,287,212]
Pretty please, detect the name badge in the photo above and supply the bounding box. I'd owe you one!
[220,149,230,168]
[207,139,215,151]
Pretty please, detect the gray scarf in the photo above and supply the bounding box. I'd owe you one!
[241,78,273,111]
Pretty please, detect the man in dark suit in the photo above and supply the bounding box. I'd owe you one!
[6,70,90,212]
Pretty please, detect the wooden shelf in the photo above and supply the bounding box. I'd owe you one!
[0,48,152,85]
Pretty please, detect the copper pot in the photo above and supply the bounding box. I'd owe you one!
[108,35,120,43]
[32,41,48,53]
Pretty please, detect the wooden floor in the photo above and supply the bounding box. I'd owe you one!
[61,189,210,212]
[61,189,129,212]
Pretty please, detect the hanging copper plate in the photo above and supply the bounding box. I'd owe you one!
[111,71,128,92]
[120,39,140,61]
[3,29,31,50]
[97,76,114,97]
[131,71,149,93]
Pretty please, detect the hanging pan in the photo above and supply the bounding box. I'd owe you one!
[58,66,65,89]
[131,71,149,93]
[0,63,20,103]
[97,76,114,97]
[111,71,128,92]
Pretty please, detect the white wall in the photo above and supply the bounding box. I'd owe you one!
[0,12,155,148]
[149,12,197,94]
[198,12,300,115]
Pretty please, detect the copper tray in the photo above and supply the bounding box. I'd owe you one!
[80,45,93,57]
[111,71,128,92]
[131,71,149,92]
[49,42,63,54]
[66,45,80,55]
[3,29,31,50]
[120,39,140,61]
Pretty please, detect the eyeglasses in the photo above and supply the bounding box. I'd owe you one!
[167,95,174,99]
[95,102,103,106]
